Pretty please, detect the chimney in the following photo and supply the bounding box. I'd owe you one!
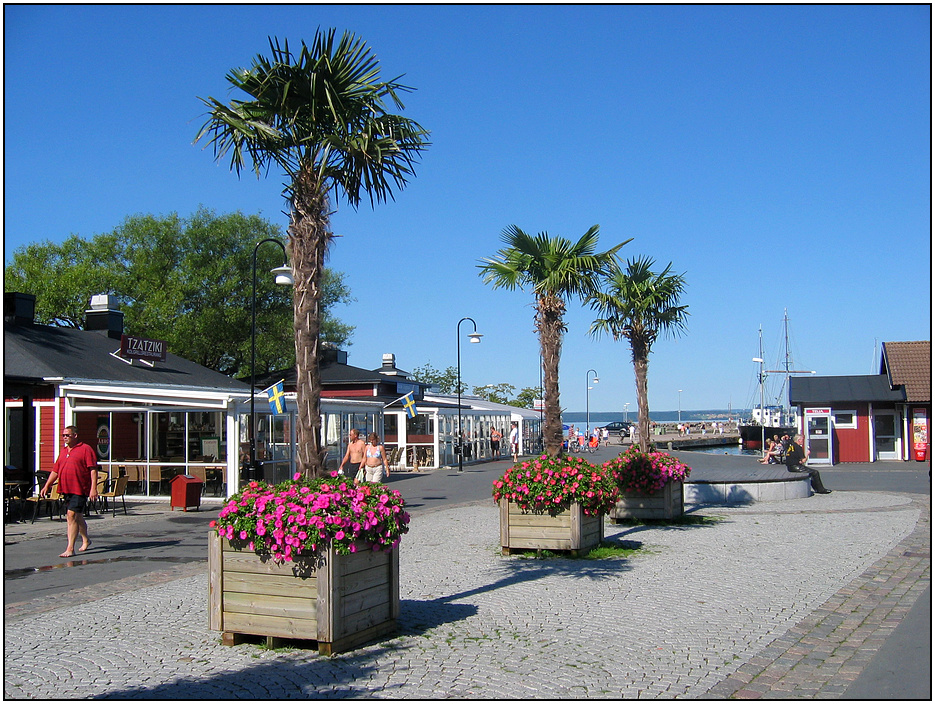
[4,292,36,325]
[382,353,396,371]
[84,294,124,339]
[320,342,348,366]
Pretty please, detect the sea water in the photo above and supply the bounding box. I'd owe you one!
[684,445,759,456]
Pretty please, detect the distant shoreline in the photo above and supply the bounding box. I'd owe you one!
[563,409,748,424]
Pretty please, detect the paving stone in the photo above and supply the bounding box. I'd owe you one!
[2,491,928,699]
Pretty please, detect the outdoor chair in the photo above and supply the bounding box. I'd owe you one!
[98,476,129,517]
[26,483,63,522]
[87,473,110,515]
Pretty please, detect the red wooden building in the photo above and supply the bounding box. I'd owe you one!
[789,341,930,464]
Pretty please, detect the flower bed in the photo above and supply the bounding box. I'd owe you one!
[493,454,617,555]
[492,454,619,516]
[602,448,691,520]
[602,446,691,495]
[208,473,409,654]
[212,472,410,562]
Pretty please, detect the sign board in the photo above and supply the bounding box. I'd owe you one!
[533,399,545,411]
[804,407,832,465]
[121,334,167,362]
[97,423,110,460]
[912,407,929,461]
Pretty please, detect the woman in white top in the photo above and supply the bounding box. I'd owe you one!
[359,433,389,483]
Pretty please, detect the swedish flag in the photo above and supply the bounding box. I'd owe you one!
[401,392,418,419]
[265,380,287,415]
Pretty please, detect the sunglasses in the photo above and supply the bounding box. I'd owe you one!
[62,434,75,438]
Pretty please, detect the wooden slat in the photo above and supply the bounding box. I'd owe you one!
[338,601,392,635]
[340,583,391,618]
[508,536,574,550]
[507,512,573,529]
[320,619,397,657]
[208,532,222,631]
[337,563,391,597]
[335,546,387,577]
[223,591,317,621]
[223,571,315,596]
[510,525,578,541]
[221,550,316,578]
[223,611,318,640]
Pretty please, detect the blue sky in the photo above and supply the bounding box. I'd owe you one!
[4,5,930,414]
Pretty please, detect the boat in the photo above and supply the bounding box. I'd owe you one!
[739,311,812,451]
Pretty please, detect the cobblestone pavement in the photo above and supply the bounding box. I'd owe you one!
[3,491,929,699]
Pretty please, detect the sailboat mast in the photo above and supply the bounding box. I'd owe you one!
[758,325,766,451]
[782,309,791,421]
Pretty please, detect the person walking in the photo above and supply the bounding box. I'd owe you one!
[338,429,367,476]
[490,427,502,458]
[784,434,832,494]
[359,433,390,483]
[509,422,519,463]
[40,425,100,558]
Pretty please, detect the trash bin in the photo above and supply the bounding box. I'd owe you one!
[170,474,203,512]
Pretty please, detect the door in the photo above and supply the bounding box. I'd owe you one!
[873,411,901,461]
[805,408,833,465]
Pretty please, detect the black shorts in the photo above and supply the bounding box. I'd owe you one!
[61,494,89,514]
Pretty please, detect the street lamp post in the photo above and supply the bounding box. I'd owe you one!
[678,389,683,425]
[623,402,630,423]
[586,369,599,436]
[456,317,482,472]
[250,238,293,483]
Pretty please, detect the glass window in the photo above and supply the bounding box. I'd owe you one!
[323,412,341,471]
[832,411,857,429]
[384,413,399,443]
[406,413,432,440]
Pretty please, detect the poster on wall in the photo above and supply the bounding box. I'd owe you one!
[96,423,110,460]
[912,408,928,462]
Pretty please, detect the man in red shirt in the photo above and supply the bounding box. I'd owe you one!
[40,426,100,558]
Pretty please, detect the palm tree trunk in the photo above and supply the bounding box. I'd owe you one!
[537,293,566,457]
[289,168,332,478]
[632,337,651,451]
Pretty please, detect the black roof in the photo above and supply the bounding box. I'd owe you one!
[256,358,430,392]
[4,321,249,393]
[789,374,905,404]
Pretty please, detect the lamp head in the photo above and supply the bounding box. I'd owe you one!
[468,332,483,344]
[271,265,294,286]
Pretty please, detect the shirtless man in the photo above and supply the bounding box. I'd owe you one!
[338,429,367,476]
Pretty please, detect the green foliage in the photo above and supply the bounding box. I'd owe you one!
[588,256,689,348]
[410,363,463,394]
[588,256,689,450]
[472,382,516,405]
[212,472,411,562]
[602,447,692,494]
[4,208,355,376]
[194,30,431,210]
[195,29,430,478]
[492,454,619,516]
[478,224,629,456]
[512,387,541,409]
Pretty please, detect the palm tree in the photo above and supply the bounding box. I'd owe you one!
[195,30,429,478]
[588,256,689,451]
[479,225,628,457]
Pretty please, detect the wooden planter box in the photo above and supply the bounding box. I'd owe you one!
[610,480,684,522]
[208,532,399,655]
[499,499,604,556]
